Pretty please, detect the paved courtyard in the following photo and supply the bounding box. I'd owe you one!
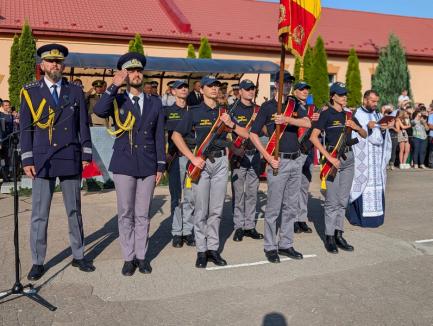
[0,168,432,326]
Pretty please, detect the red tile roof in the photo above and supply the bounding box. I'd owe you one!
[0,0,432,60]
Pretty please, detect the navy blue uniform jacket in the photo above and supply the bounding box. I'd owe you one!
[93,84,166,177]
[20,79,92,178]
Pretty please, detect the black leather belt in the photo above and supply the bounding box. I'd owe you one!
[208,150,226,158]
[244,149,258,155]
[328,146,352,153]
[279,150,301,160]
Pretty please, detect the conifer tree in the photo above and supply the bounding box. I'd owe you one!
[310,36,329,108]
[17,21,36,92]
[187,44,196,58]
[198,37,212,59]
[345,48,362,108]
[8,35,20,108]
[128,33,144,54]
[372,33,412,107]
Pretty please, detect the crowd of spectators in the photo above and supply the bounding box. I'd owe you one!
[0,99,20,181]
[382,90,433,169]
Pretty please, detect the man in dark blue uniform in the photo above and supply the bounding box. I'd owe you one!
[164,80,195,248]
[230,79,263,242]
[20,43,95,281]
[172,75,249,268]
[93,52,165,276]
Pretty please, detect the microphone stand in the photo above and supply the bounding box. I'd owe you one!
[0,108,60,311]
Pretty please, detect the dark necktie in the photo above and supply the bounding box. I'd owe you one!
[133,96,141,118]
[51,85,59,106]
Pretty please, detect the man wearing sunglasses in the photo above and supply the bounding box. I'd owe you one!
[164,80,196,249]
[93,52,166,276]
[309,82,367,254]
[230,80,263,242]
[20,43,95,281]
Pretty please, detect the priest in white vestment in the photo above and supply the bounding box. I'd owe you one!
[348,90,393,227]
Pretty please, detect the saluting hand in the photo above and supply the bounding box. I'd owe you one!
[113,69,128,87]
[221,113,235,129]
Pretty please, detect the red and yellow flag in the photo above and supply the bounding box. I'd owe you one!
[278,0,321,58]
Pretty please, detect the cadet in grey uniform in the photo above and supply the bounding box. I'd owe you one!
[250,71,311,263]
[309,82,367,253]
[230,80,263,242]
[164,80,195,248]
[172,75,249,268]
[85,79,107,126]
[20,44,95,281]
[292,82,318,234]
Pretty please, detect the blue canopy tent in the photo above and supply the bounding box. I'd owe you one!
[52,53,279,92]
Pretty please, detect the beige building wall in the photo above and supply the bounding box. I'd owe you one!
[0,35,432,106]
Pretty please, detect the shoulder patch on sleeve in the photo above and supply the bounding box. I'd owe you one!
[23,80,41,90]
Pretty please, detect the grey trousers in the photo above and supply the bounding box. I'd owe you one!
[172,156,194,236]
[192,156,228,252]
[113,174,155,261]
[231,160,259,230]
[30,175,84,265]
[324,152,354,235]
[264,156,303,251]
[297,154,313,223]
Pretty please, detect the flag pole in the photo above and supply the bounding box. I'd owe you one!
[273,41,286,176]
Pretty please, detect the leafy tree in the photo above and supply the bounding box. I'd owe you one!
[8,34,20,108]
[187,44,196,58]
[128,33,144,54]
[372,33,412,107]
[345,48,362,108]
[198,37,212,59]
[17,21,36,93]
[310,36,329,108]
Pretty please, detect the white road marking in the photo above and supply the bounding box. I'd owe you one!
[414,239,433,244]
[206,254,317,271]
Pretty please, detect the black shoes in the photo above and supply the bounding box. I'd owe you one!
[207,250,227,266]
[184,234,196,247]
[233,228,244,242]
[196,252,208,268]
[27,264,45,281]
[136,259,152,274]
[278,247,303,260]
[71,259,96,272]
[264,250,280,263]
[172,235,183,248]
[294,222,312,233]
[335,230,354,251]
[325,235,338,254]
[243,228,264,240]
[121,261,136,276]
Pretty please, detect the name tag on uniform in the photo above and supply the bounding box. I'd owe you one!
[199,119,212,126]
